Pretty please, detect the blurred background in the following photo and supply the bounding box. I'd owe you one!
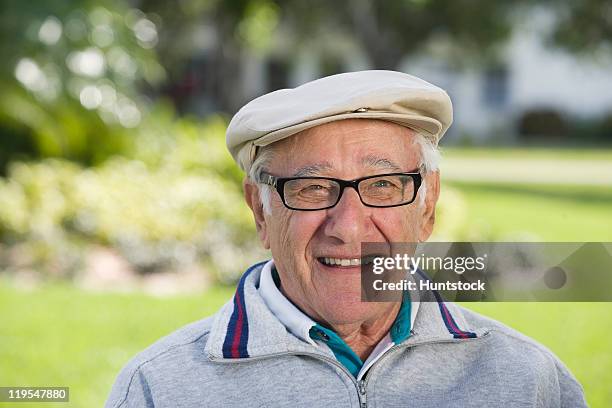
[0,0,611,406]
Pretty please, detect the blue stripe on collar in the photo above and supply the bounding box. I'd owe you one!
[433,291,477,339]
[416,268,477,339]
[222,260,267,358]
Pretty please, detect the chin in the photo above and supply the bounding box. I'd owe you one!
[316,293,378,325]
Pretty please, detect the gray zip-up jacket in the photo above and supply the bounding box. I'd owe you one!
[106,261,587,407]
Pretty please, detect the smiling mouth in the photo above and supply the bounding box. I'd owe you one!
[317,256,380,267]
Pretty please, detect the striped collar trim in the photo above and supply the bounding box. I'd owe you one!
[416,268,477,339]
[220,261,266,358]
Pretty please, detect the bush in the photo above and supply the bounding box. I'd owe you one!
[572,111,612,143]
[518,108,569,139]
[0,115,266,283]
[518,109,612,144]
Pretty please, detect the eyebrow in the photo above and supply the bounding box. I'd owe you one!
[361,155,403,172]
[293,162,334,177]
[291,156,405,177]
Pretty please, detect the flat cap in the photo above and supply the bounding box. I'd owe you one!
[226,70,453,171]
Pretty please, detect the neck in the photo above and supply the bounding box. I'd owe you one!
[275,269,401,361]
[281,282,401,361]
[328,302,401,360]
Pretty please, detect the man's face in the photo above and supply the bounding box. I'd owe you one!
[245,119,439,326]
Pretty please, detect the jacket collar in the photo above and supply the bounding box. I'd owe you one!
[258,260,317,346]
[205,261,486,361]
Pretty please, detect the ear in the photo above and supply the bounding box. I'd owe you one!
[243,178,270,249]
[418,170,440,242]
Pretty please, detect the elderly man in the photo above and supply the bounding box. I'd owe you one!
[106,71,586,407]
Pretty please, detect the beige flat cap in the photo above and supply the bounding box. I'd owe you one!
[226,70,453,171]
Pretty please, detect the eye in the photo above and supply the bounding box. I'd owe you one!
[304,184,326,190]
[369,179,399,189]
[372,180,392,188]
[301,184,331,195]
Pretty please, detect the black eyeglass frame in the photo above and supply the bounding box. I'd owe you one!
[258,170,423,211]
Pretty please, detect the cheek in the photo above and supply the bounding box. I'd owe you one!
[372,206,423,241]
[270,210,325,256]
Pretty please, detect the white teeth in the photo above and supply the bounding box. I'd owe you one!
[321,257,361,266]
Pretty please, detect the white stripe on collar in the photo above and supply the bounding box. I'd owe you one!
[258,260,317,346]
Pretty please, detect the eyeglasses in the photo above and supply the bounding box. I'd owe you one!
[257,170,422,211]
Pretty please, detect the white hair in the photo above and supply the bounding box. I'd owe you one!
[248,130,440,214]
[248,146,277,214]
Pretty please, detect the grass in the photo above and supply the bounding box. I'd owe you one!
[445,181,612,241]
[0,283,234,408]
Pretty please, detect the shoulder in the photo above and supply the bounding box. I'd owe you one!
[458,305,564,361]
[457,305,586,406]
[458,305,557,355]
[104,316,215,408]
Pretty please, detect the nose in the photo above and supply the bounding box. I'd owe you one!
[323,187,371,243]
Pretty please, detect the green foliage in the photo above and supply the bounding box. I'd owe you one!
[516,109,612,143]
[572,112,612,143]
[430,184,470,240]
[0,115,263,282]
[0,1,164,168]
[548,0,612,56]
[127,107,245,187]
[281,0,530,69]
[236,0,280,53]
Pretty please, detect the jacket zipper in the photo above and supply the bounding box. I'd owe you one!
[358,379,367,408]
[209,332,488,407]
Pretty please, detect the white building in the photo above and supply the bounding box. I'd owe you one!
[401,12,612,143]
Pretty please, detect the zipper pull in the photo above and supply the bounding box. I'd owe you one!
[358,380,367,408]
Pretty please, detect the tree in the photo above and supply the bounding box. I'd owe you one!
[283,0,528,70]
[547,0,612,56]
[0,0,163,170]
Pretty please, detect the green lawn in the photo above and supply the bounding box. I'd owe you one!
[445,181,612,241]
[0,283,234,408]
